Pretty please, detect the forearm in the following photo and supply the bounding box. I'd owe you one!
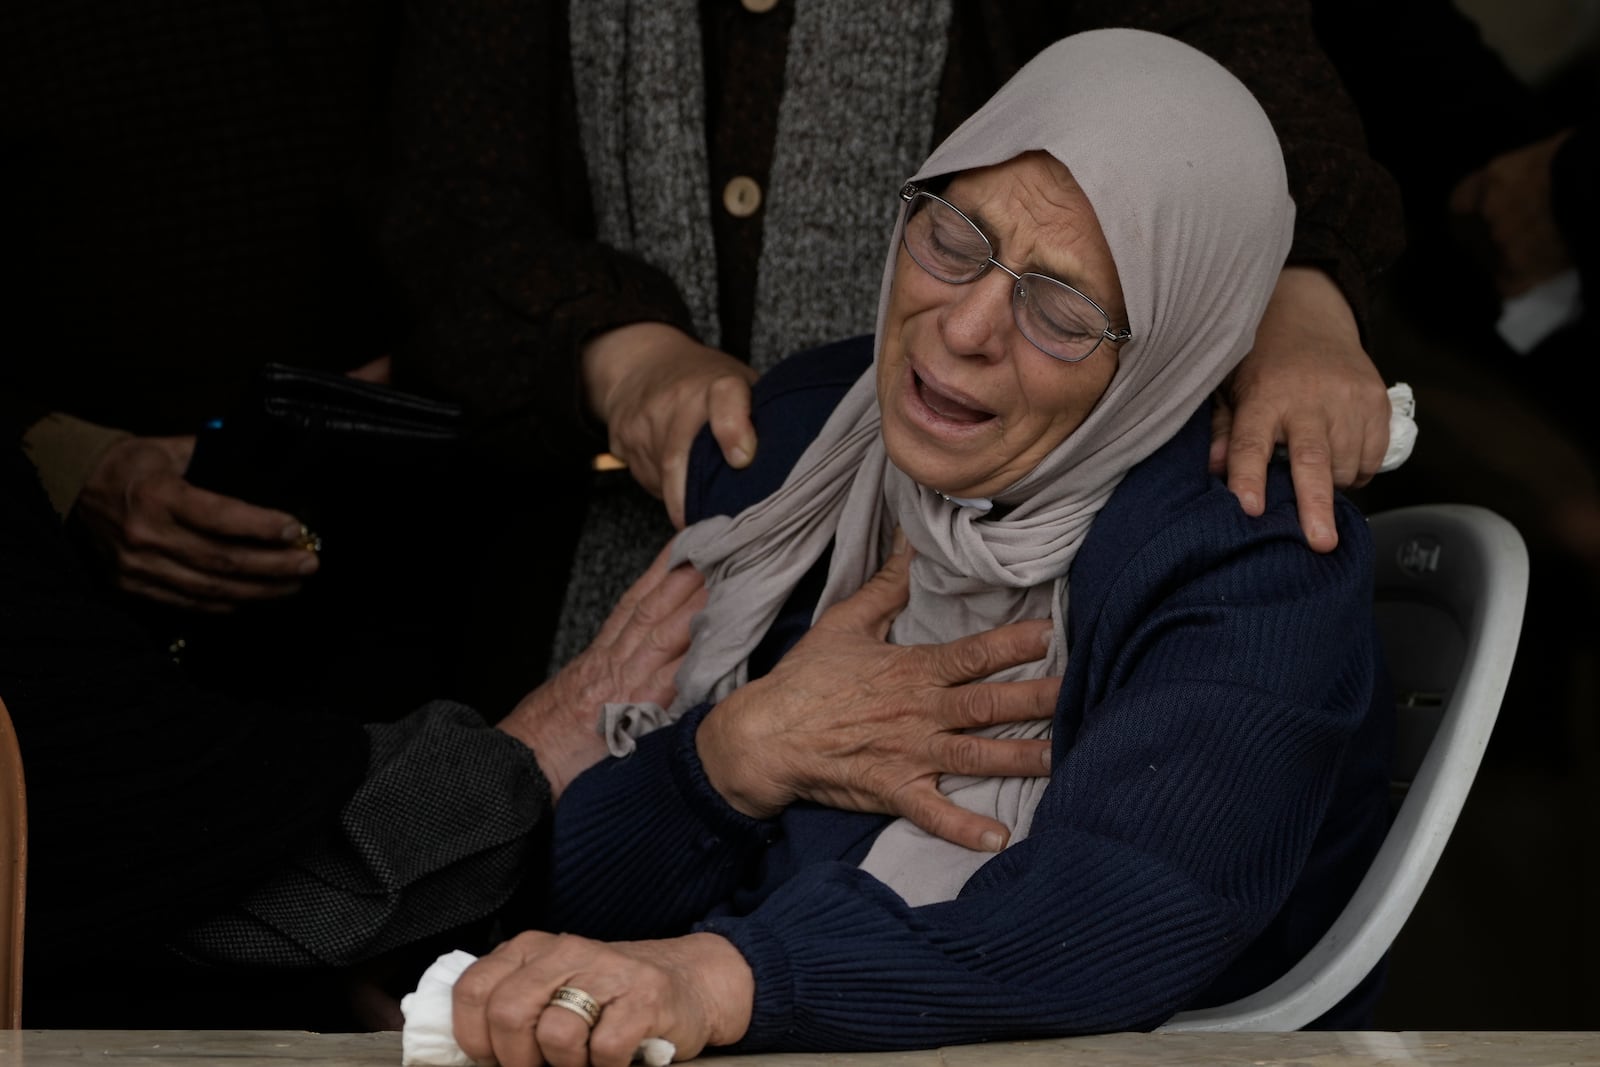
[547,704,776,940]
[175,702,552,968]
[707,846,1240,1050]
[709,689,1363,1049]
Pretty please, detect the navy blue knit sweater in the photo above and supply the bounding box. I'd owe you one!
[547,336,1393,1050]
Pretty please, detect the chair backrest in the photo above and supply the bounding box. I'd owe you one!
[0,696,24,1028]
[1159,503,1529,1032]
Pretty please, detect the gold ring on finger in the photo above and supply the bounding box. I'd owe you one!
[548,985,602,1028]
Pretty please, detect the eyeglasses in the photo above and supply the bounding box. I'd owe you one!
[899,183,1132,363]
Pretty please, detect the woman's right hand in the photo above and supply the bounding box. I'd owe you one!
[695,535,1058,854]
[453,930,752,1067]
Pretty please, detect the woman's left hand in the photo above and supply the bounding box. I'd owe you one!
[1210,266,1391,554]
[452,931,754,1067]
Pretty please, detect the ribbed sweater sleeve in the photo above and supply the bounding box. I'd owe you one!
[547,701,780,940]
[706,496,1376,1050]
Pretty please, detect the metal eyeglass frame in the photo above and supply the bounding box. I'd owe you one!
[899,182,1132,363]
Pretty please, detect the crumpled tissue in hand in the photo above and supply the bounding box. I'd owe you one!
[1382,383,1417,473]
[399,948,677,1067]
[400,949,478,1067]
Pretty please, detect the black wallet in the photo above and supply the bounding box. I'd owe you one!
[184,363,466,545]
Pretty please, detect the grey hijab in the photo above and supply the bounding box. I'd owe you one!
[604,29,1296,906]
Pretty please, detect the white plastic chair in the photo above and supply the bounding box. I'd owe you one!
[1160,503,1529,1032]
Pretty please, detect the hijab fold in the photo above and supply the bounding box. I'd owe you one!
[603,29,1297,906]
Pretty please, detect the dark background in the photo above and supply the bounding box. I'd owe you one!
[1335,0,1600,1029]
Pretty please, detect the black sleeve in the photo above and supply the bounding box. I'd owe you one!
[380,0,700,469]
[176,701,551,968]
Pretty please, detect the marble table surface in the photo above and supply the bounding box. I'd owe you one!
[0,1031,1597,1067]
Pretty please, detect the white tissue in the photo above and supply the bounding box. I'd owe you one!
[400,949,479,1067]
[1382,383,1417,473]
[637,1038,678,1066]
[398,948,679,1067]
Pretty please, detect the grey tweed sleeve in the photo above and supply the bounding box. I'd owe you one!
[176,701,551,968]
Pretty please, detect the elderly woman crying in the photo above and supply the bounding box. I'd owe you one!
[443,27,1395,1066]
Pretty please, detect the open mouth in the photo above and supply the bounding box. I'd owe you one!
[913,369,995,425]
